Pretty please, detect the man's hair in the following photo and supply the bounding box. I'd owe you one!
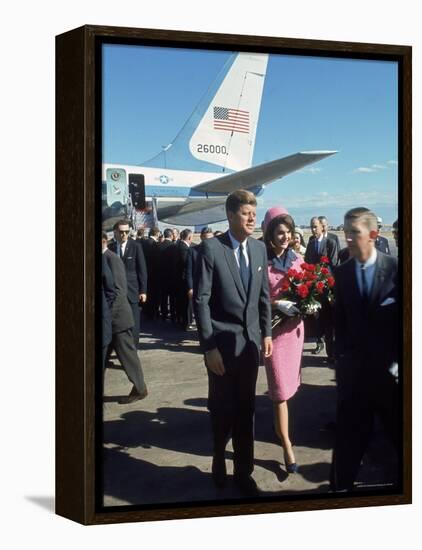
[149,226,161,237]
[180,228,193,241]
[318,216,328,223]
[113,219,131,230]
[136,228,145,238]
[225,189,257,214]
[310,216,321,226]
[163,228,173,239]
[264,214,296,252]
[392,219,398,230]
[344,207,377,231]
[201,226,213,235]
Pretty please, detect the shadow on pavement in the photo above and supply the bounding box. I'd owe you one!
[104,407,213,457]
[103,447,211,505]
[255,382,337,451]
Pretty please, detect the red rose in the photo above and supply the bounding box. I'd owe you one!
[327,276,335,288]
[305,280,313,288]
[281,280,290,291]
[316,281,325,294]
[287,268,297,277]
[297,284,309,298]
[320,256,330,264]
[306,263,316,271]
[294,272,304,281]
[320,266,329,275]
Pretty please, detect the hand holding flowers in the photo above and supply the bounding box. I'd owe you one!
[272,256,335,330]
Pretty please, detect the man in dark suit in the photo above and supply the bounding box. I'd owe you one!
[108,220,148,347]
[375,216,391,255]
[194,189,272,495]
[330,208,399,491]
[392,219,398,247]
[175,228,194,330]
[305,216,339,267]
[140,227,161,320]
[319,215,341,253]
[187,227,214,297]
[102,233,148,404]
[158,228,178,322]
[305,216,338,359]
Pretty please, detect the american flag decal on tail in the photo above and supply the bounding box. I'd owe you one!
[213,106,249,134]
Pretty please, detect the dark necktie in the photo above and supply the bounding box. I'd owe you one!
[314,238,319,257]
[361,264,369,307]
[120,244,124,259]
[239,243,250,292]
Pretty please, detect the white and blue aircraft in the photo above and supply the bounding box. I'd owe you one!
[102,52,336,228]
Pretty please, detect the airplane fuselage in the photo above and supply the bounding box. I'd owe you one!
[102,162,247,228]
[103,163,227,203]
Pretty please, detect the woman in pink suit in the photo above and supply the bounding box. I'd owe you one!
[263,208,304,473]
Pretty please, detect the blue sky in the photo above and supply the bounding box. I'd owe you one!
[103,45,398,226]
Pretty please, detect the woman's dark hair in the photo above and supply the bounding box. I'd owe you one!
[264,214,296,254]
[294,230,306,248]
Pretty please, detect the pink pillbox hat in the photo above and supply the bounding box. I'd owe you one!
[262,206,289,233]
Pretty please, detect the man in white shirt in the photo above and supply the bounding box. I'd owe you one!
[194,190,273,496]
[330,207,399,492]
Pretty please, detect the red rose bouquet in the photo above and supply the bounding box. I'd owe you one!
[271,255,335,330]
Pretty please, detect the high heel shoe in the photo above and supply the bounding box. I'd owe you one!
[286,462,299,474]
[283,449,299,474]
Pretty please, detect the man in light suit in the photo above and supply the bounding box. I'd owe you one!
[319,215,341,254]
[330,208,399,491]
[102,233,148,404]
[194,190,273,496]
[108,220,148,348]
[305,216,338,359]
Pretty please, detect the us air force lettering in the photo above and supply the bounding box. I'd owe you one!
[102,53,337,228]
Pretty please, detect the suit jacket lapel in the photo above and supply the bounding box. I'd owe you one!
[247,238,257,301]
[320,237,327,257]
[344,259,361,314]
[369,254,386,306]
[221,232,247,302]
[122,239,131,260]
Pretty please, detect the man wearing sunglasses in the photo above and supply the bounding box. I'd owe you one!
[109,220,148,348]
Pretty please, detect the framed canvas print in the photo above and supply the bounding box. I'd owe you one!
[56,25,411,525]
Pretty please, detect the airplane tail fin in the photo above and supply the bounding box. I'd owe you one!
[142,52,268,173]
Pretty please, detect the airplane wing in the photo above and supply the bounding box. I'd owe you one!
[157,198,227,226]
[193,151,337,194]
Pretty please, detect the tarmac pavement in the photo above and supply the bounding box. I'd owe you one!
[102,315,399,508]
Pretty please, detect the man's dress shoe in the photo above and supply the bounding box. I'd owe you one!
[312,341,324,355]
[233,475,260,496]
[118,386,148,404]
[212,457,227,488]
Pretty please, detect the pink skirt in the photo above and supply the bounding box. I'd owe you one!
[264,317,304,402]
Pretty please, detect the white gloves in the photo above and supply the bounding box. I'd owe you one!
[276,300,300,316]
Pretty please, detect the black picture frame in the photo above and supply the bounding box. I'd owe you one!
[56,24,412,525]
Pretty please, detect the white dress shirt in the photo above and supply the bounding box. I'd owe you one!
[355,247,377,296]
[228,231,250,268]
[120,240,128,257]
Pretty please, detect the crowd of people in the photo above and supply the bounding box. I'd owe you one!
[101,189,399,496]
